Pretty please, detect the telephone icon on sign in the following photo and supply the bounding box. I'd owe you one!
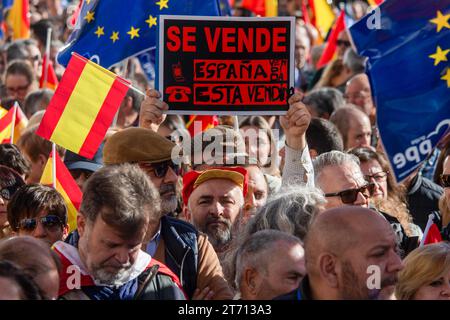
[166,86,191,103]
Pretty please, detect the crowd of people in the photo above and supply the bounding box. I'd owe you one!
[0,0,449,300]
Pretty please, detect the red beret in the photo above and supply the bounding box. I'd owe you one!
[182,166,248,206]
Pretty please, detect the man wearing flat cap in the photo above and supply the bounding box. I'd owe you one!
[183,166,247,254]
[102,127,233,300]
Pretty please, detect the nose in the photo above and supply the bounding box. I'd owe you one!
[386,250,404,274]
[354,191,369,207]
[0,197,5,205]
[115,248,131,266]
[32,221,47,238]
[245,192,256,208]
[209,201,224,218]
[163,166,178,184]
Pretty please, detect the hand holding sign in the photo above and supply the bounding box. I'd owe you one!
[280,92,311,151]
[139,89,169,132]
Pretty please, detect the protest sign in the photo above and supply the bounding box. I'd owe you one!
[158,16,295,115]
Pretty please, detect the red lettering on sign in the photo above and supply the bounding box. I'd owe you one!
[183,26,197,52]
[273,27,287,52]
[222,27,236,53]
[255,28,270,52]
[167,26,181,52]
[204,27,221,52]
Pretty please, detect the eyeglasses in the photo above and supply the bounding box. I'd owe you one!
[364,171,389,183]
[337,40,351,47]
[441,174,450,188]
[139,160,180,178]
[69,169,94,181]
[325,183,376,204]
[17,215,64,233]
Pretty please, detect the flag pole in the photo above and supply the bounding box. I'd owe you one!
[10,102,18,142]
[43,27,52,88]
[52,143,57,189]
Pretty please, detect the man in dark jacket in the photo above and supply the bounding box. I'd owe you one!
[102,127,233,300]
[59,164,185,300]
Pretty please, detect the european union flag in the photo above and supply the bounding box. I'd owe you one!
[57,0,222,69]
[350,0,450,182]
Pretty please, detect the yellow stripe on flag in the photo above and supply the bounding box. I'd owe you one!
[314,0,336,38]
[40,157,53,184]
[56,180,78,232]
[265,0,278,17]
[50,62,115,153]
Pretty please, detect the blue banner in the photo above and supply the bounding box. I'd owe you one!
[350,0,450,182]
[57,0,222,69]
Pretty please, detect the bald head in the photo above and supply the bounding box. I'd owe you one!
[330,105,372,149]
[345,74,374,119]
[0,236,60,299]
[305,206,392,274]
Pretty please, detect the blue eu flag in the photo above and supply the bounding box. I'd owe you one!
[350,0,450,182]
[57,0,222,69]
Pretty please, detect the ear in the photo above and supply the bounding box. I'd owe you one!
[38,154,48,167]
[243,268,261,297]
[183,205,192,222]
[318,253,339,288]
[77,214,86,237]
[62,224,69,239]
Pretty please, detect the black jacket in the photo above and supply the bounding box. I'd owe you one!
[407,173,443,231]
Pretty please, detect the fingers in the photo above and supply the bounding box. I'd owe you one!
[139,89,168,129]
[287,92,303,106]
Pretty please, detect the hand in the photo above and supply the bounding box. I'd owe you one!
[280,93,311,150]
[192,287,214,300]
[139,89,169,132]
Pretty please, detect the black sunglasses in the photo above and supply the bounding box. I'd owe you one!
[325,183,375,204]
[69,169,94,181]
[337,39,351,47]
[139,161,180,178]
[17,215,64,232]
[441,174,450,188]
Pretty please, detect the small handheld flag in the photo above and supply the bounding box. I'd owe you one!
[36,53,130,159]
[40,147,82,232]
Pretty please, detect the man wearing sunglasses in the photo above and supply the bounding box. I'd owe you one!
[7,184,68,247]
[313,151,372,209]
[103,127,234,300]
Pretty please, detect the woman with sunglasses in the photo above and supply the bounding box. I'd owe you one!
[349,147,422,240]
[7,184,68,247]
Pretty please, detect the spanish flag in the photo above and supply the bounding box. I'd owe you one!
[36,53,130,159]
[311,0,336,39]
[39,54,59,91]
[316,10,346,69]
[40,148,82,232]
[367,0,383,6]
[241,0,278,17]
[6,0,30,40]
[0,103,28,144]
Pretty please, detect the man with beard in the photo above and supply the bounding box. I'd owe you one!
[275,206,404,300]
[54,164,186,300]
[102,128,233,300]
[182,167,247,254]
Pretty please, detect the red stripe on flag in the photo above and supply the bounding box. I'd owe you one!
[0,108,14,131]
[36,55,87,139]
[21,0,30,29]
[316,10,345,69]
[78,77,129,158]
[54,152,82,210]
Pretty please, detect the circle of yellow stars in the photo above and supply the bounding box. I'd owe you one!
[82,0,168,43]
[428,10,450,88]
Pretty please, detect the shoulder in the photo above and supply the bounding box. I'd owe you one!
[162,216,198,235]
[419,177,444,196]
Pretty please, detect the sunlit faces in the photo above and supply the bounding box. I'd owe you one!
[243,166,268,221]
[187,179,244,250]
[240,126,272,167]
[346,116,372,150]
[412,271,450,300]
[360,159,388,202]
[253,242,306,300]
[5,74,32,104]
[77,214,147,286]
[318,163,370,209]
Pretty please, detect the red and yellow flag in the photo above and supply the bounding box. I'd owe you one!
[241,0,277,17]
[0,104,28,144]
[39,55,59,91]
[40,150,82,232]
[311,0,336,39]
[36,53,130,159]
[6,0,30,40]
[368,0,383,6]
[186,115,219,137]
[316,10,346,69]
